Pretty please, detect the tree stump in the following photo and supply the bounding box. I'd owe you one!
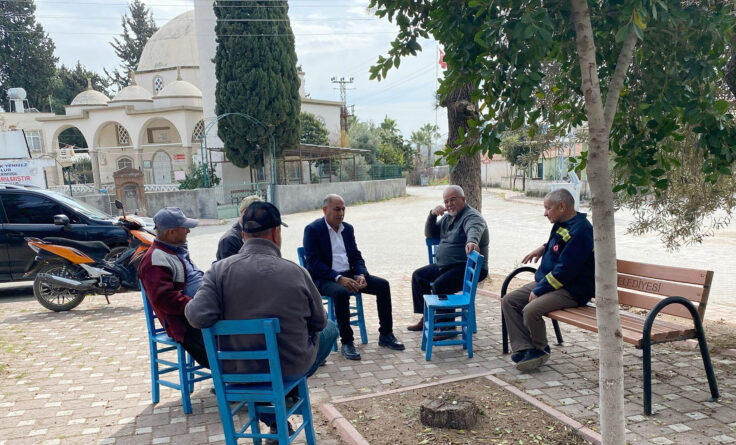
[420,392,479,430]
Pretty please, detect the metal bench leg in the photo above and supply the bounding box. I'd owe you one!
[501,312,509,354]
[552,320,564,345]
[643,340,653,415]
[693,316,720,402]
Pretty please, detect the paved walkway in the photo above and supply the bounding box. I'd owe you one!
[1,186,736,444]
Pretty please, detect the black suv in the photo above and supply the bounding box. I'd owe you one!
[0,185,129,281]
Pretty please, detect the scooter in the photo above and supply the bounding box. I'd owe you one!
[24,200,155,312]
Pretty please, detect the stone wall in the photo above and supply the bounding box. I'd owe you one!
[273,178,406,214]
[74,188,218,219]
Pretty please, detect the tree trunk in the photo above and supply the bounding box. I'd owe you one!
[570,1,627,443]
[442,84,482,210]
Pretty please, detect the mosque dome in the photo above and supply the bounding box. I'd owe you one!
[137,10,198,72]
[156,67,202,98]
[110,83,152,102]
[70,80,110,106]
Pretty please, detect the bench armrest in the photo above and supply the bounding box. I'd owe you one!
[501,266,537,297]
[642,296,703,347]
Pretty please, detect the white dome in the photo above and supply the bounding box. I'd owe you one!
[137,10,198,72]
[156,79,202,98]
[110,84,152,102]
[71,88,109,106]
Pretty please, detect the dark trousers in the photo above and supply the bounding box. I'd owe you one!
[411,263,488,314]
[181,319,210,369]
[318,274,393,344]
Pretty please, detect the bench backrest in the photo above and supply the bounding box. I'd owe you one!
[614,259,713,321]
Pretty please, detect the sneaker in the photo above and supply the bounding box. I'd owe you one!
[265,421,295,445]
[510,349,529,363]
[541,345,551,364]
[378,333,405,351]
[340,342,361,360]
[515,348,550,372]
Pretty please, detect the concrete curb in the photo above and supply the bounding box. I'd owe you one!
[320,403,370,445]
[321,371,599,445]
[476,289,736,359]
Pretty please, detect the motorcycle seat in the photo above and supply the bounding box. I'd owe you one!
[43,238,111,260]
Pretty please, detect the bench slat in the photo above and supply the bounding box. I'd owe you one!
[616,273,705,302]
[617,259,710,286]
[547,306,694,346]
[617,290,698,320]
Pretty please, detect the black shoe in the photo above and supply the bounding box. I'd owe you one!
[515,348,550,372]
[510,349,529,363]
[378,333,405,351]
[512,345,549,364]
[265,421,295,445]
[340,342,361,360]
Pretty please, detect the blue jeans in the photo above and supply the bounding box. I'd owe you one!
[260,321,338,427]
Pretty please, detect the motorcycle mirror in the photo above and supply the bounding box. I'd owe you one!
[115,200,124,210]
[53,214,71,226]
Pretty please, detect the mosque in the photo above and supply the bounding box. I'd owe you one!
[2,10,344,189]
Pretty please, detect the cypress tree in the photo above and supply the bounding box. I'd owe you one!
[214,0,301,168]
[0,0,57,110]
[105,0,158,91]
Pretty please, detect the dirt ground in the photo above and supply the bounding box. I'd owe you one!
[337,377,589,445]
[480,273,736,352]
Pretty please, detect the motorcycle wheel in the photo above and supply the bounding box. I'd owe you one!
[104,246,129,263]
[33,262,87,312]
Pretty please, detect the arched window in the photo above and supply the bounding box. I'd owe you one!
[117,157,133,170]
[116,124,130,145]
[191,120,205,143]
[153,76,164,95]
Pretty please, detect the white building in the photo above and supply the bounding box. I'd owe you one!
[0,10,344,189]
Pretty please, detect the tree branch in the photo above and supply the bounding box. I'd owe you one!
[603,25,638,133]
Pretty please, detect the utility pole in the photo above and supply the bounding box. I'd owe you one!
[331,77,355,144]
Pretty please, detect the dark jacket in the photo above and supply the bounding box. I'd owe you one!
[216,220,243,261]
[533,212,595,304]
[138,239,192,342]
[302,217,368,284]
[425,205,489,270]
[185,239,327,377]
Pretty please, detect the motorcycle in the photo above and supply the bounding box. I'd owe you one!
[24,200,155,312]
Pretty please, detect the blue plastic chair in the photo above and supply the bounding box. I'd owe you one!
[140,282,211,414]
[426,237,440,265]
[202,319,316,445]
[421,251,484,361]
[297,247,367,351]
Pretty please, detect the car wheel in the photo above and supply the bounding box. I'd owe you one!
[33,262,87,312]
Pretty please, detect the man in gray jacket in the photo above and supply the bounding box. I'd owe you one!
[408,185,489,331]
[186,202,338,440]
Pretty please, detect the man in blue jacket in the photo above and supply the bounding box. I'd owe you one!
[303,194,404,360]
[502,188,594,372]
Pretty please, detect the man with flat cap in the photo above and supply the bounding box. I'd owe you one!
[139,207,208,368]
[187,202,337,440]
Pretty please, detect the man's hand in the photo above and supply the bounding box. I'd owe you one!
[338,276,361,292]
[529,291,538,302]
[465,242,479,254]
[431,205,446,217]
[355,274,367,290]
[522,245,545,264]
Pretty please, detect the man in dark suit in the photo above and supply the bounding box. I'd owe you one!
[303,194,404,360]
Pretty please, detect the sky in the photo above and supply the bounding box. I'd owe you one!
[32,0,449,140]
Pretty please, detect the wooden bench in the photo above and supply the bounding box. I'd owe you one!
[498,259,719,415]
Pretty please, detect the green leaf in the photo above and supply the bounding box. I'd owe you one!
[714,100,730,115]
[615,23,630,43]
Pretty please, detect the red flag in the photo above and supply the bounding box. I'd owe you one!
[439,49,447,70]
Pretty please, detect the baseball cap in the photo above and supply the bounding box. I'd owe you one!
[242,201,288,233]
[153,207,199,231]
